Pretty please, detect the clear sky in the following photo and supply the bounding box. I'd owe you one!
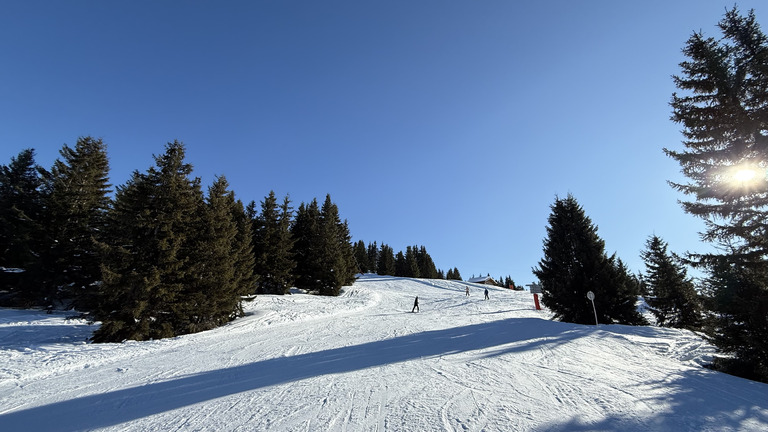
[2,1,765,284]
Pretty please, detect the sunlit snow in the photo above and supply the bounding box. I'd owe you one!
[1,275,766,431]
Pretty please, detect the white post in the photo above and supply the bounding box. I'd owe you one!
[587,291,598,327]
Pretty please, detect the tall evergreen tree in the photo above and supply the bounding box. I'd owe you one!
[416,245,439,279]
[641,235,702,330]
[292,199,322,292]
[229,198,257,297]
[253,191,295,294]
[0,149,46,306]
[667,7,768,381]
[180,175,245,333]
[446,267,462,281]
[377,244,395,276]
[394,251,407,277]
[367,241,379,274]
[316,195,356,295]
[404,246,420,278]
[353,240,369,273]
[93,141,204,342]
[42,137,111,311]
[533,195,645,325]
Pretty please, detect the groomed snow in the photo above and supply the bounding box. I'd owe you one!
[1,275,767,431]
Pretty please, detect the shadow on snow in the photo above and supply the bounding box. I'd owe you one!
[0,317,579,430]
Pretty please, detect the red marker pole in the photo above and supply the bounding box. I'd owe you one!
[533,293,541,310]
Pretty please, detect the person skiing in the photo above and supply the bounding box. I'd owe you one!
[412,296,419,313]
[484,288,489,300]
[465,286,470,296]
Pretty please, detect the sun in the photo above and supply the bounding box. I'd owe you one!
[733,168,757,183]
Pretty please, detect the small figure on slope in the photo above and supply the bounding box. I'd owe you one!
[465,286,470,297]
[484,288,489,300]
[412,296,419,313]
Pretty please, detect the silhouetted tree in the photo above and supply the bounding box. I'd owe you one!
[253,191,295,294]
[42,137,111,311]
[533,195,645,325]
[0,149,46,306]
[641,235,702,330]
[667,7,768,381]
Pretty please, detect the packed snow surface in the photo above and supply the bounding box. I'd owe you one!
[1,275,767,431]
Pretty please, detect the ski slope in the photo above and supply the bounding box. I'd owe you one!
[1,275,767,431]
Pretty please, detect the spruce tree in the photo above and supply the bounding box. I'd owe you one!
[230,198,257,297]
[181,175,245,333]
[317,195,356,295]
[394,251,407,277]
[641,235,702,330]
[93,141,203,342]
[447,267,462,281]
[416,245,439,279]
[667,7,768,381]
[0,149,46,306]
[367,241,379,274]
[533,195,645,325]
[42,137,111,311]
[377,244,395,276]
[353,240,369,273]
[253,191,295,294]
[292,199,322,292]
[404,246,420,278]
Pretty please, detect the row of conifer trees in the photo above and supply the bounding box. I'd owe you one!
[0,139,358,342]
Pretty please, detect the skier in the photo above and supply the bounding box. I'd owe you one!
[412,296,419,313]
[465,286,470,296]
[484,288,489,300]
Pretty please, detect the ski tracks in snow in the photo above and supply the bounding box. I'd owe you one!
[1,275,767,431]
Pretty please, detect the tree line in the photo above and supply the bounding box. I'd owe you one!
[0,140,358,342]
[352,241,454,280]
[535,7,768,383]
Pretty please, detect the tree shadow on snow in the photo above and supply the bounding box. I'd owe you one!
[0,323,92,351]
[541,368,768,431]
[0,318,582,431]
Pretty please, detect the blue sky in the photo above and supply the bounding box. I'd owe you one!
[2,1,765,284]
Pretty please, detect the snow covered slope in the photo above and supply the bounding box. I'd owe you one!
[1,275,766,431]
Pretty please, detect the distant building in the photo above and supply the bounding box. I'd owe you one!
[467,276,496,285]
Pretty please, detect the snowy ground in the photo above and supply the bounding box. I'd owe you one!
[1,275,767,431]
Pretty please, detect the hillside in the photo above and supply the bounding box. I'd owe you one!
[1,275,767,431]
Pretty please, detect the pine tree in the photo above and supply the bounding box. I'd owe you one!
[367,241,379,274]
[447,267,462,281]
[353,240,369,273]
[394,251,407,277]
[641,235,702,330]
[704,258,768,381]
[42,137,111,311]
[315,195,356,295]
[667,7,768,381]
[253,191,295,294]
[533,195,645,325]
[404,246,420,278]
[377,244,395,276]
[229,198,257,297]
[93,141,204,342]
[0,149,46,306]
[416,245,439,279]
[292,199,322,292]
[178,176,245,333]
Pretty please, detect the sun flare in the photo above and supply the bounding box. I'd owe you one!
[733,168,757,183]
